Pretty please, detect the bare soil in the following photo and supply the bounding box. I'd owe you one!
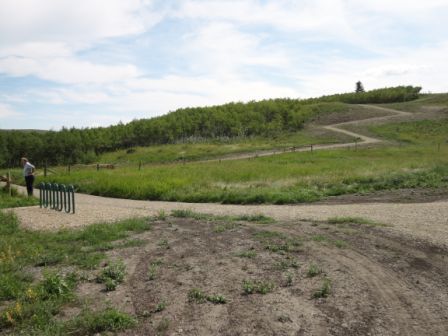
[72,216,448,336]
[316,187,448,204]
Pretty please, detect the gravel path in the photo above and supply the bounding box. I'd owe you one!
[4,105,448,248]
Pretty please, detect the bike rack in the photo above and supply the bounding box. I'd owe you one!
[39,182,75,214]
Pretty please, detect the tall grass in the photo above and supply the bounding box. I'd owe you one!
[39,138,448,204]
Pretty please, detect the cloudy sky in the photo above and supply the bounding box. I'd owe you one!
[0,0,447,129]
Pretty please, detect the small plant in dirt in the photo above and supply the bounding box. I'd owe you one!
[333,239,347,248]
[311,235,327,242]
[235,214,275,224]
[156,317,170,335]
[285,273,294,287]
[188,289,227,304]
[275,256,299,270]
[206,294,227,304]
[242,279,275,295]
[188,288,207,303]
[237,249,257,258]
[307,263,322,278]
[147,260,163,281]
[97,260,126,291]
[213,222,239,233]
[39,272,74,299]
[155,210,167,220]
[158,239,170,249]
[154,301,167,312]
[313,278,331,298]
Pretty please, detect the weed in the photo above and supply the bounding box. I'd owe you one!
[275,257,299,270]
[254,230,285,240]
[156,317,170,334]
[158,239,170,249]
[213,222,239,233]
[311,235,327,242]
[154,301,167,312]
[235,214,275,224]
[148,260,163,281]
[171,209,209,220]
[206,294,227,304]
[313,278,331,298]
[156,210,167,220]
[97,260,126,291]
[65,307,137,335]
[39,272,74,299]
[236,250,257,258]
[285,273,294,287]
[242,279,275,295]
[333,240,347,248]
[188,288,207,303]
[307,263,322,278]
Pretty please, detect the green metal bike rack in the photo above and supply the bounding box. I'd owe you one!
[39,182,75,214]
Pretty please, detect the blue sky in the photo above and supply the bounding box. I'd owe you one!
[0,0,447,130]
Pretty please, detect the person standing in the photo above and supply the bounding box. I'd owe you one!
[21,157,35,196]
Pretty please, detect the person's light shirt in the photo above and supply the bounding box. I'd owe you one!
[23,162,35,177]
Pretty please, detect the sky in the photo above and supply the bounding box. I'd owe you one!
[0,0,447,130]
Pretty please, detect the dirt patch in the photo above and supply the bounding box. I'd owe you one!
[317,187,448,205]
[63,216,448,335]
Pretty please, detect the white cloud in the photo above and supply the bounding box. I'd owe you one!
[0,104,21,118]
[0,56,139,85]
[0,0,154,46]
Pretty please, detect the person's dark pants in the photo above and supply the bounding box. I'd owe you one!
[25,175,35,196]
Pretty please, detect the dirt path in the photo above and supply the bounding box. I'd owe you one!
[206,104,411,162]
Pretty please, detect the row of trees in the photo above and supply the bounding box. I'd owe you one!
[0,86,421,167]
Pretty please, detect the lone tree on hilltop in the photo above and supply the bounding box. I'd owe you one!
[356,81,365,93]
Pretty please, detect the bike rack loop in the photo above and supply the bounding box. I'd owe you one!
[39,182,75,214]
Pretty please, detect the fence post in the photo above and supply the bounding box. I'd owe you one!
[7,170,11,196]
[44,161,47,177]
[97,164,99,171]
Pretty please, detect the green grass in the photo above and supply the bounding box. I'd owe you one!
[0,212,149,334]
[382,93,448,112]
[23,111,448,205]
[97,260,126,291]
[313,278,331,299]
[98,127,353,165]
[242,279,275,295]
[0,186,38,209]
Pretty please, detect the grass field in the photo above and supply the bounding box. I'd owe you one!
[4,100,447,205]
[31,118,448,204]
[98,127,352,165]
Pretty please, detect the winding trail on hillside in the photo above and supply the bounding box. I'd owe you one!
[5,105,448,248]
[205,104,411,162]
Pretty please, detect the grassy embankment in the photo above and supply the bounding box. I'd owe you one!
[32,118,448,204]
[0,211,149,335]
[0,187,38,209]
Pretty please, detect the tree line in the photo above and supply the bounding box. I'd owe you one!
[0,86,421,167]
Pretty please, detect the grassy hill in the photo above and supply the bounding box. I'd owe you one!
[13,93,445,204]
